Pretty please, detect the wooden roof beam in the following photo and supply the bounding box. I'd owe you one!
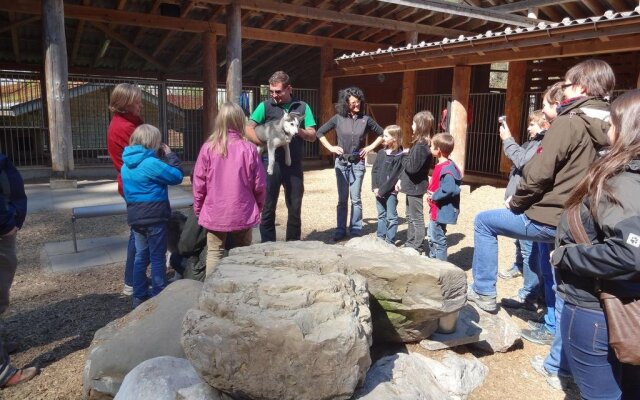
[0,15,39,34]
[489,0,578,13]
[201,0,471,37]
[91,22,166,71]
[8,13,21,63]
[376,0,545,27]
[0,1,379,51]
[151,0,197,59]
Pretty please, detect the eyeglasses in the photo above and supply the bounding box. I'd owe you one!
[269,87,289,95]
[349,100,361,106]
[561,82,574,89]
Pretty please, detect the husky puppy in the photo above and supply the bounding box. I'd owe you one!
[254,111,302,175]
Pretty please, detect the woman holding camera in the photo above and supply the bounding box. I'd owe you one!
[316,87,383,241]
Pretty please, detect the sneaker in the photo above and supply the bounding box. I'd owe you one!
[168,272,183,283]
[350,230,363,238]
[498,268,522,280]
[1,367,39,388]
[122,284,133,296]
[521,326,554,345]
[467,285,498,313]
[527,320,545,330]
[333,231,347,242]
[4,341,18,354]
[501,295,538,312]
[530,355,573,390]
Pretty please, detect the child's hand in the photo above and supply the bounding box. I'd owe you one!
[373,188,379,197]
[425,191,433,202]
[395,182,401,191]
[161,143,172,154]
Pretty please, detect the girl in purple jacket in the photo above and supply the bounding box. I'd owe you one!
[192,102,267,276]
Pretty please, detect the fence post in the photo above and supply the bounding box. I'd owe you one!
[501,61,527,173]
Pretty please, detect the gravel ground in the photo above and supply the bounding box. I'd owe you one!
[1,166,579,399]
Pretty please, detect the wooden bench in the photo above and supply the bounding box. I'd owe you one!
[71,196,193,253]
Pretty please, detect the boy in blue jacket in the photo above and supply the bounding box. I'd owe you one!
[426,133,462,261]
[121,124,183,308]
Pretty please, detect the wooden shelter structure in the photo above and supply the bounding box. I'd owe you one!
[1,0,639,181]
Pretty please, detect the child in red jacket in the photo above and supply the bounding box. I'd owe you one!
[426,133,462,260]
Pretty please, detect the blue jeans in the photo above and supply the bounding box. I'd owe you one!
[132,223,168,302]
[544,293,571,377]
[560,302,639,399]
[513,239,541,301]
[125,229,135,287]
[538,242,556,333]
[375,193,398,243]
[427,220,448,261]
[335,159,365,235]
[471,208,556,297]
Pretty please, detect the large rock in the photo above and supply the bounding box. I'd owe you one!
[228,237,467,342]
[354,351,487,400]
[114,356,230,400]
[83,280,203,399]
[182,263,372,400]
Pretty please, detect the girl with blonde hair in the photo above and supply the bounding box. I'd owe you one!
[192,102,267,275]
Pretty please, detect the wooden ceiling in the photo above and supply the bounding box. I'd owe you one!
[0,0,638,86]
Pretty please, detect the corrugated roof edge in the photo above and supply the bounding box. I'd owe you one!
[336,7,640,62]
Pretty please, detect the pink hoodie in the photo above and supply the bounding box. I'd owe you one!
[192,130,266,232]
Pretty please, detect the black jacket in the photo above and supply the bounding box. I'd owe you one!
[371,148,404,198]
[552,158,640,310]
[399,142,431,196]
[0,153,27,235]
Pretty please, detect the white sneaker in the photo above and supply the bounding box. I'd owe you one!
[122,284,133,296]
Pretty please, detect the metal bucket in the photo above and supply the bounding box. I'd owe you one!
[436,311,460,334]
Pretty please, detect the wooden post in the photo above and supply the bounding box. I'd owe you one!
[226,2,242,105]
[43,0,74,181]
[500,61,527,173]
[319,46,334,157]
[398,31,418,148]
[398,71,417,148]
[203,31,217,143]
[449,66,471,176]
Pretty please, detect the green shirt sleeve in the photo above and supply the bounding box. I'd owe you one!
[250,102,266,124]
[303,105,316,128]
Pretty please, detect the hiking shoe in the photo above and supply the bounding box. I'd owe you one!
[521,326,554,345]
[498,268,522,280]
[1,367,39,388]
[501,295,538,312]
[530,355,573,390]
[467,285,498,313]
[122,284,133,296]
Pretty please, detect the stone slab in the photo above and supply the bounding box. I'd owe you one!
[41,235,128,273]
[50,179,78,190]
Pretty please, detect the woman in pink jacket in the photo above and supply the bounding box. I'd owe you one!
[192,102,267,276]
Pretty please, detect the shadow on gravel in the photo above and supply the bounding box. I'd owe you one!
[4,293,130,370]
[448,246,474,270]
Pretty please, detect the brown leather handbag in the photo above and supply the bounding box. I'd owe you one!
[566,206,640,365]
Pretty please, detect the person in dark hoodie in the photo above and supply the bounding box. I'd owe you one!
[0,153,38,388]
[121,124,183,308]
[468,59,614,315]
[372,125,404,244]
[552,89,640,399]
[399,111,433,253]
[425,133,462,261]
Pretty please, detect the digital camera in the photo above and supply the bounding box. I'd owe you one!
[498,115,507,125]
[340,151,361,164]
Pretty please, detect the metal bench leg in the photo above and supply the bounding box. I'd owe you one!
[72,216,78,253]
